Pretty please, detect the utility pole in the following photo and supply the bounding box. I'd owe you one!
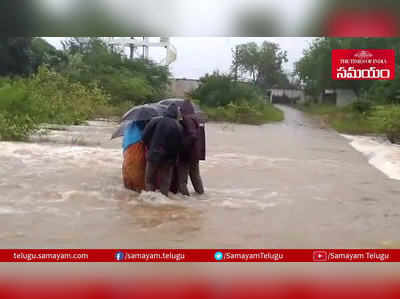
[233,47,239,82]
[129,37,134,60]
[143,37,149,59]
[270,90,273,104]
[142,37,145,58]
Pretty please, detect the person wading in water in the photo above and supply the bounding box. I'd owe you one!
[142,103,183,197]
[177,99,205,196]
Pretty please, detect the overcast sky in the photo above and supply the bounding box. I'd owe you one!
[45,37,315,79]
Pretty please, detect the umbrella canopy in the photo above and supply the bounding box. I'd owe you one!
[111,99,207,139]
[111,103,166,139]
[111,120,133,139]
[157,98,207,123]
[121,103,167,122]
[158,98,201,113]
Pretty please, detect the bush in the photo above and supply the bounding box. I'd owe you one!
[351,101,373,115]
[0,82,39,140]
[0,113,37,141]
[28,66,110,125]
[203,102,283,125]
[191,72,264,107]
[192,72,284,124]
[0,66,111,141]
[62,38,170,107]
[382,106,400,144]
[0,77,11,88]
[368,68,400,104]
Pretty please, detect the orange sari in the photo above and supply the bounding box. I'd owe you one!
[122,142,146,192]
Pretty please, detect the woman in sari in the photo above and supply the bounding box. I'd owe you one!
[122,121,147,192]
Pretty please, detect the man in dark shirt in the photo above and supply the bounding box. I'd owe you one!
[142,103,183,197]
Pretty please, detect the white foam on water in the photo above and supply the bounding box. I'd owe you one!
[206,153,294,170]
[87,120,117,127]
[341,134,400,181]
[34,206,70,217]
[313,196,328,201]
[137,191,177,205]
[205,188,287,210]
[214,198,279,210]
[264,192,279,199]
[206,187,265,197]
[0,141,122,168]
[60,190,103,201]
[84,206,120,213]
[0,232,25,239]
[219,199,242,209]
[0,206,27,215]
[212,153,291,162]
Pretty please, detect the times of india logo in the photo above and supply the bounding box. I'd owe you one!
[332,49,395,80]
[354,50,373,59]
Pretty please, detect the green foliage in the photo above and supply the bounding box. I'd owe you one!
[28,66,110,125]
[368,67,400,104]
[0,37,34,77]
[298,103,400,142]
[232,41,289,89]
[295,38,400,97]
[381,106,400,143]
[192,71,284,124]
[0,37,171,140]
[61,38,170,106]
[351,101,373,115]
[0,37,67,78]
[0,66,110,141]
[0,77,11,88]
[203,102,283,125]
[31,38,68,72]
[0,81,38,140]
[191,72,264,107]
[0,113,37,141]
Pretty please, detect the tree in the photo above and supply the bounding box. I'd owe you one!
[31,38,68,72]
[232,41,288,90]
[0,37,34,76]
[61,37,170,105]
[191,71,264,107]
[0,37,68,77]
[295,37,400,98]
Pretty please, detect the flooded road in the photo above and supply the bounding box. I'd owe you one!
[1,105,400,249]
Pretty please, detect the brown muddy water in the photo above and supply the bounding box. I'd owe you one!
[1,105,400,250]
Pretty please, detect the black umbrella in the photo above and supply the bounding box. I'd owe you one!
[111,100,207,139]
[158,98,201,112]
[111,120,133,139]
[157,98,207,123]
[121,103,167,122]
[111,103,166,139]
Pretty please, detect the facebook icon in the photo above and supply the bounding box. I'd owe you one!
[115,251,125,261]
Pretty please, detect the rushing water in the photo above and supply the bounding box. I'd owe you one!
[1,106,400,250]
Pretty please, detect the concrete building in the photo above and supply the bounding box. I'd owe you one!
[267,88,305,104]
[169,78,200,98]
[319,89,358,107]
[336,89,358,107]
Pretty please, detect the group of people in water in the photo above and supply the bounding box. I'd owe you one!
[121,99,205,197]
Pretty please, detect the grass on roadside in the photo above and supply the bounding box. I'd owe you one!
[296,103,399,137]
[202,102,284,125]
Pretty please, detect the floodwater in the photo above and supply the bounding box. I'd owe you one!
[1,105,400,249]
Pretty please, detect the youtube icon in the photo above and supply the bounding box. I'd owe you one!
[313,251,328,262]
